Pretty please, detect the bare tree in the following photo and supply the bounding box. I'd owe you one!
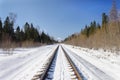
[9,13,17,23]
[109,0,118,22]
[2,13,17,54]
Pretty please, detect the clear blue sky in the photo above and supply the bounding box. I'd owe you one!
[0,0,120,40]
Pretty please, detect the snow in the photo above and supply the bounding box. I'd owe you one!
[63,44,120,80]
[52,46,71,80]
[1,44,120,80]
[0,45,58,80]
[45,46,73,80]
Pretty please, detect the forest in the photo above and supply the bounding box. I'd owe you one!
[0,14,56,48]
[64,1,120,50]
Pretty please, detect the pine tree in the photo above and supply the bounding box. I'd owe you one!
[20,30,25,41]
[24,22,31,40]
[97,23,101,29]
[0,19,2,41]
[30,23,40,42]
[40,31,53,44]
[102,13,108,33]
[3,16,14,40]
[15,26,21,42]
[89,21,96,34]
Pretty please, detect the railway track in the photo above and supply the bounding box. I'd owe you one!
[31,46,59,80]
[61,46,82,80]
[31,45,82,80]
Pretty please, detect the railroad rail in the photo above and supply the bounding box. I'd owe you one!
[32,45,82,80]
[32,46,59,80]
[61,46,82,80]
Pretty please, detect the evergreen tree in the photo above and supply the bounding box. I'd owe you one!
[89,21,96,34]
[102,13,108,25]
[81,21,99,37]
[24,22,31,40]
[3,16,14,40]
[81,25,88,35]
[41,31,47,43]
[0,19,2,41]
[102,13,108,33]
[30,23,40,42]
[15,26,21,42]
[97,23,101,29]
[40,31,53,44]
[20,30,25,41]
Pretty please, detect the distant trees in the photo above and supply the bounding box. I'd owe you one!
[109,0,118,22]
[102,13,108,33]
[0,15,56,48]
[3,16,14,37]
[15,26,22,42]
[41,32,51,44]
[81,21,100,37]
[23,23,40,42]
[64,0,120,50]
[0,19,2,41]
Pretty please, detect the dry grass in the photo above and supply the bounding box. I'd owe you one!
[65,22,120,50]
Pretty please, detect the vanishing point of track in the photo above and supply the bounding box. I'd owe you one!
[32,45,82,80]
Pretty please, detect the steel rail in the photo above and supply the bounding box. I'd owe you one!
[40,46,59,80]
[61,46,82,80]
[31,46,59,80]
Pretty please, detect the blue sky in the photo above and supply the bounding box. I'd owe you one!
[0,0,120,40]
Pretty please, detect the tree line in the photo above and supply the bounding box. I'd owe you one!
[64,0,120,50]
[81,21,101,37]
[0,15,56,47]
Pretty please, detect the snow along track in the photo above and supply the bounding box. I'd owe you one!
[32,45,82,80]
[61,46,82,80]
[0,45,58,80]
[63,46,114,80]
[1,44,118,80]
[31,46,59,80]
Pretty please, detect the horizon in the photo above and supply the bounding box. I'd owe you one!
[0,0,120,40]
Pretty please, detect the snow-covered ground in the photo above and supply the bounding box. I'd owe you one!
[63,44,120,80]
[52,46,72,80]
[45,46,75,80]
[1,44,120,80]
[0,45,58,80]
